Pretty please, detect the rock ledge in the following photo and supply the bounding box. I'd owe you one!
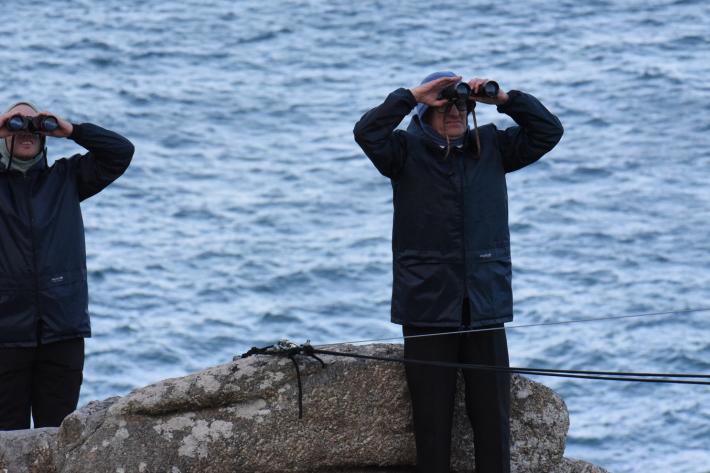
[0,344,608,473]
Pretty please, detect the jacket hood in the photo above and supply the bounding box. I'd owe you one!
[1,101,47,173]
[415,71,459,119]
[411,71,469,149]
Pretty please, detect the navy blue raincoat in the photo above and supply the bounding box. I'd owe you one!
[354,88,563,327]
[0,123,134,346]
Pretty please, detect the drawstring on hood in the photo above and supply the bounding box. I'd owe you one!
[413,71,481,160]
[1,101,48,173]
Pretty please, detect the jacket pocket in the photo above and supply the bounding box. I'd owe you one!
[393,253,463,325]
[465,250,513,320]
[38,270,90,337]
[0,289,36,344]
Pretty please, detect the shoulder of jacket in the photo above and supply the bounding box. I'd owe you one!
[475,123,500,143]
[56,153,84,164]
[477,123,498,133]
[46,153,84,173]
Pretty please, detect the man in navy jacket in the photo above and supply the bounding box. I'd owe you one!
[354,72,563,472]
[0,102,134,430]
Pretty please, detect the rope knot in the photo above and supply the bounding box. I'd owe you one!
[238,339,326,419]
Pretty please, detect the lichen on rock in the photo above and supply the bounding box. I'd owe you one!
[0,343,608,473]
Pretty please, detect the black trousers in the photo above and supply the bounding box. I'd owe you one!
[0,338,84,430]
[403,306,510,473]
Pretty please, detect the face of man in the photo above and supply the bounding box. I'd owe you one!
[426,103,467,139]
[5,104,42,160]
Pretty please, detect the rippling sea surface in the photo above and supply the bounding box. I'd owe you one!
[3,1,709,471]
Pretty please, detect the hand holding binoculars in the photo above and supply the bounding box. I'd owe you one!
[4,114,59,133]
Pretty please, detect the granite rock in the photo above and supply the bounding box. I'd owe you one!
[0,427,57,473]
[0,343,606,473]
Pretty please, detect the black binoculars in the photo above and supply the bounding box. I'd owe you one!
[5,114,59,133]
[438,81,500,109]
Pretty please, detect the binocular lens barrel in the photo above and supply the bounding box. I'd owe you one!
[455,83,471,98]
[41,117,58,132]
[7,116,26,132]
[477,80,499,98]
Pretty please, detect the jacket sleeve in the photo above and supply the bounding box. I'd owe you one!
[495,90,564,173]
[353,88,416,179]
[66,123,135,202]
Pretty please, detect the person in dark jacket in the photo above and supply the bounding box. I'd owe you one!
[353,72,563,473]
[0,101,134,430]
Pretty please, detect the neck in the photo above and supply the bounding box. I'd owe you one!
[0,147,46,173]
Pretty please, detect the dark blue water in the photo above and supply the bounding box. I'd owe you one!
[3,1,709,471]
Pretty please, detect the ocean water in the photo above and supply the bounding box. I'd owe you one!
[2,1,709,471]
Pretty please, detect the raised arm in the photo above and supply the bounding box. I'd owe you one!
[36,112,134,201]
[353,89,414,179]
[354,76,460,178]
[67,123,135,201]
[494,90,564,173]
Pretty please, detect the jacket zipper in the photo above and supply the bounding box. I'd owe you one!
[458,151,468,329]
[24,173,41,342]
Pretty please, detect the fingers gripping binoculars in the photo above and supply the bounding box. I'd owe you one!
[6,114,59,133]
[438,81,500,110]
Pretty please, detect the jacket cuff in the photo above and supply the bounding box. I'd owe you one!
[496,90,523,113]
[392,88,418,108]
[68,123,87,141]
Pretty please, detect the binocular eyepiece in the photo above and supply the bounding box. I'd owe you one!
[6,114,59,133]
[438,80,500,109]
